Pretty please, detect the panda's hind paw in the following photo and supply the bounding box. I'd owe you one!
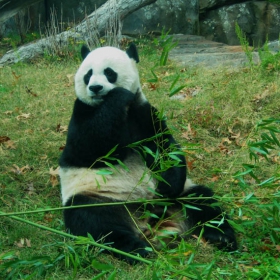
[203,225,237,252]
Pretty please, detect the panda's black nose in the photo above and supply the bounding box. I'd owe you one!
[89,85,103,94]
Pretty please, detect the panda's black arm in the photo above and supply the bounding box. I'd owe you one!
[60,88,135,168]
[129,98,186,198]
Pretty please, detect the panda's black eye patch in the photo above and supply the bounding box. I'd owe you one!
[104,67,117,83]
[83,69,93,85]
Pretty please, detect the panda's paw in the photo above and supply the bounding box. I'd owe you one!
[107,87,135,104]
[203,223,237,252]
[156,181,183,198]
[156,186,179,198]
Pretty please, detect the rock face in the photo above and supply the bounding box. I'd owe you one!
[0,0,279,48]
[169,34,260,69]
[123,0,199,35]
[44,0,199,35]
[0,0,42,23]
[199,0,245,13]
[200,1,280,46]
[46,0,106,23]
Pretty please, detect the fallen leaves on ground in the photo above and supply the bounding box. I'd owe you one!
[14,238,31,248]
[9,165,31,175]
[49,167,59,187]
[16,113,31,120]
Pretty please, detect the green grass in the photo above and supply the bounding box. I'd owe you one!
[0,39,280,279]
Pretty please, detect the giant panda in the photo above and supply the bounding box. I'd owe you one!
[59,43,237,263]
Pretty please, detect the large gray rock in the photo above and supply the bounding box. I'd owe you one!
[47,0,106,22]
[44,0,199,35]
[123,0,199,35]
[200,1,280,46]
[0,0,42,23]
[199,0,245,13]
[38,0,199,35]
[169,34,260,69]
[267,40,280,53]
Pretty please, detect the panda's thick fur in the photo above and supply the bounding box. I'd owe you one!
[59,43,237,263]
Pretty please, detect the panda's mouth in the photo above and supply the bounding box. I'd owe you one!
[90,95,105,100]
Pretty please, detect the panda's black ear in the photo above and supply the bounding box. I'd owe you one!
[126,43,139,63]
[81,45,91,60]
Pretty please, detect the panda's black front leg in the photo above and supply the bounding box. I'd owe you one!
[63,195,150,263]
[129,95,186,198]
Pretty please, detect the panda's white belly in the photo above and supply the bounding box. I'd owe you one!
[59,153,156,205]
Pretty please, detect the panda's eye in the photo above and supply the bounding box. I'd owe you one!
[83,69,93,85]
[104,67,117,83]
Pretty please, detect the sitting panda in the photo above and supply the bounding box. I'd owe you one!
[59,43,237,263]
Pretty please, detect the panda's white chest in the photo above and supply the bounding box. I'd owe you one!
[59,153,156,205]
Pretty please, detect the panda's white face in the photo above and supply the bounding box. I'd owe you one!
[75,45,146,106]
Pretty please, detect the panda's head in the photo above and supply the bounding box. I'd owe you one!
[75,43,146,106]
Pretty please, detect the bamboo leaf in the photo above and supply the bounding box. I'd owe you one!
[184,204,202,211]
[91,260,114,271]
[169,84,187,97]
[96,169,113,175]
[169,74,180,91]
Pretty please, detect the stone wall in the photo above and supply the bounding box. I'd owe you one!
[1,0,279,46]
[200,0,280,45]
[46,0,199,35]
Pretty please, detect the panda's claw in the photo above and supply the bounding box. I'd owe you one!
[203,224,237,251]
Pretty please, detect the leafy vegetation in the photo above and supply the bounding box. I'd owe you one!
[268,0,280,5]
[0,35,279,279]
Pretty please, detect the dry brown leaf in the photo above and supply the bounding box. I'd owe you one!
[25,239,31,248]
[0,136,10,143]
[56,124,68,133]
[209,175,220,182]
[235,139,246,147]
[14,238,25,248]
[59,145,65,151]
[228,127,241,140]
[271,156,280,164]
[203,147,216,153]
[186,86,202,97]
[4,111,13,115]
[16,113,31,120]
[218,145,228,154]
[252,89,271,103]
[149,83,157,91]
[221,137,232,144]
[25,86,38,97]
[50,176,59,187]
[14,238,31,248]
[60,126,68,133]
[172,251,192,257]
[66,74,74,86]
[40,155,48,160]
[10,165,30,174]
[4,140,16,149]
[186,159,196,171]
[49,167,59,176]
[12,71,21,82]
[181,123,196,140]
[44,213,54,222]
[49,167,59,187]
